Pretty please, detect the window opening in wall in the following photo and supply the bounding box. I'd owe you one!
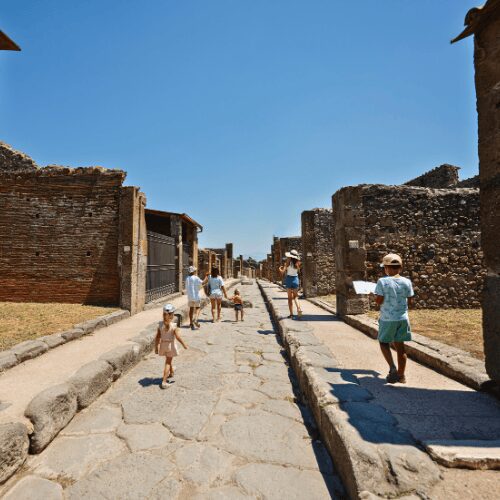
[35,213,40,218]
[86,251,91,257]
[35,251,40,257]
[88,212,93,217]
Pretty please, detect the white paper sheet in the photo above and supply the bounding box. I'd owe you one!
[352,280,377,295]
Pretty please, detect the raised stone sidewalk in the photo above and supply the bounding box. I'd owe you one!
[0,282,344,499]
[260,281,500,499]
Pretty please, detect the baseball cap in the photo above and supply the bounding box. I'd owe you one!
[163,303,176,313]
[188,265,197,273]
[380,253,403,267]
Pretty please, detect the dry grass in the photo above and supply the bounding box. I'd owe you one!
[319,294,336,306]
[0,302,119,351]
[366,309,483,359]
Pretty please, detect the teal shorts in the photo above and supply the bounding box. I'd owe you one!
[378,320,412,343]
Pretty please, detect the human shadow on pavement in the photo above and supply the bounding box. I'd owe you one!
[323,366,500,444]
[296,314,336,322]
[138,377,163,387]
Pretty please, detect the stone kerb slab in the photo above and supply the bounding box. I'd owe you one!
[0,278,242,485]
[0,309,130,374]
[257,280,440,500]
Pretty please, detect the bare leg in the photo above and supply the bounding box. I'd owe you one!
[241,308,244,321]
[287,289,294,316]
[162,358,169,384]
[379,342,395,369]
[194,307,201,326]
[168,358,174,377]
[394,342,407,377]
[217,299,222,320]
[234,308,238,321]
[292,290,302,316]
[210,299,216,322]
[189,307,194,326]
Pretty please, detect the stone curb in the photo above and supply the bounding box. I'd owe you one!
[257,280,440,500]
[0,309,131,374]
[306,298,491,392]
[342,313,490,391]
[0,279,241,484]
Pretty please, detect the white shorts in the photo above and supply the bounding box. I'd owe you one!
[188,300,201,308]
[210,290,223,300]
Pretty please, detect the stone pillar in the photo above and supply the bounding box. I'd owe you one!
[473,13,500,383]
[172,216,183,293]
[302,210,317,297]
[333,187,369,317]
[118,187,147,314]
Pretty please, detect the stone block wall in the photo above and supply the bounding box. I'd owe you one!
[333,184,483,316]
[0,163,126,305]
[404,164,460,188]
[301,209,335,297]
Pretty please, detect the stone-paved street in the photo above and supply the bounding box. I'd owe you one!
[3,283,343,499]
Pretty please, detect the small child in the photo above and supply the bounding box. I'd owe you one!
[155,303,188,389]
[230,289,244,322]
[374,253,414,384]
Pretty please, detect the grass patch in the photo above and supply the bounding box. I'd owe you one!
[0,302,119,351]
[366,309,483,359]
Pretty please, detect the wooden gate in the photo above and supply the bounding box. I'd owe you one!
[146,231,177,302]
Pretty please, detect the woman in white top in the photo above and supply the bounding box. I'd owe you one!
[206,267,228,322]
[279,249,302,319]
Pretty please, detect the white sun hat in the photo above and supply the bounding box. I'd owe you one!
[285,249,301,260]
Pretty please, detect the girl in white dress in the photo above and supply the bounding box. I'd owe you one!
[155,303,188,389]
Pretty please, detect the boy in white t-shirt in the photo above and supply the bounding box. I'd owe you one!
[185,266,203,330]
[374,253,414,384]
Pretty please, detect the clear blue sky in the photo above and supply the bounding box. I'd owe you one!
[1,1,477,260]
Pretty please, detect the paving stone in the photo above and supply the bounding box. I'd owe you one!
[235,463,334,500]
[31,434,126,481]
[0,422,29,483]
[260,399,303,422]
[148,474,183,500]
[61,406,122,436]
[257,380,296,400]
[3,475,63,500]
[25,383,78,453]
[117,422,172,452]
[254,364,293,381]
[174,443,234,486]
[223,389,268,407]
[235,351,261,366]
[11,340,49,362]
[65,452,173,499]
[69,360,114,409]
[221,414,319,468]
[192,486,253,499]
[162,390,218,439]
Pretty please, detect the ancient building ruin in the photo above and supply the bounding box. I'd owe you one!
[301,208,335,297]
[453,0,500,383]
[0,142,199,314]
[333,166,483,316]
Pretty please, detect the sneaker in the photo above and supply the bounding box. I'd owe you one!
[386,367,399,384]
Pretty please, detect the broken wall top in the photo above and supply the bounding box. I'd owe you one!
[404,164,460,188]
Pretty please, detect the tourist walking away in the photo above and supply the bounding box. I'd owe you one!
[185,265,203,330]
[155,303,188,389]
[207,267,228,322]
[374,253,414,384]
[230,288,244,322]
[279,249,302,318]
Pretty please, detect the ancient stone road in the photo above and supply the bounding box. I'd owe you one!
[3,283,343,499]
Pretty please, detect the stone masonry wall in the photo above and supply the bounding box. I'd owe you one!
[0,165,126,305]
[301,209,335,297]
[333,184,483,315]
[404,164,460,188]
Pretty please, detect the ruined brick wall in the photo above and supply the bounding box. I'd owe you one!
[0,142,38,172]
[301,209,335,297]
[0,165,126,305]
[405,164,460,188]
[333,184,483,315]
[457,175,480,188]
[472,9,500,381]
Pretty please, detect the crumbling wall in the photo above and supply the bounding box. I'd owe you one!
[301,209,335,297]
[333,184,483,315]
[0,165,126,304]
[405,164,460,188]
